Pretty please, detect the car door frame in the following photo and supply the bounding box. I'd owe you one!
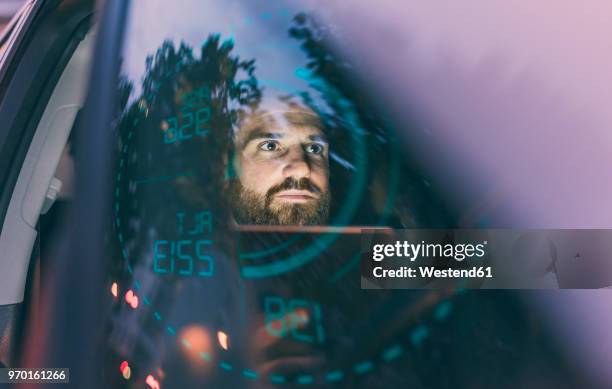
[15,1,130,387]
[0,0,96,369]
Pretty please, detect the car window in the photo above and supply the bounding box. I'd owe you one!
[102,1,575,388]
[0,14,95,368]
[0,1,34,71]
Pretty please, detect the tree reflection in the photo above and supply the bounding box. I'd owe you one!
[288,12,455,227]
[106,7,582,389]
[108,34,263,387]
[114,35,263,265]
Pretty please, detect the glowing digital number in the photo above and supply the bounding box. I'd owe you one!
[288,299,313,342]
[181,86,210,110]
[263,297,325,344]
[152,239,214,277]
[195,107,210,137]
[153,211,213,276]
[177,240,193,276]
[196,239,214,276]
[264,296,287,338]
[176,211,213,235]
[163,106,210,143]
[153,240,174,273]
[179,112,194,141]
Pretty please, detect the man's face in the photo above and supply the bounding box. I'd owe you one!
[230,111,330,225]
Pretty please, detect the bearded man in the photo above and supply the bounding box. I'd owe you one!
[228,107,330,226]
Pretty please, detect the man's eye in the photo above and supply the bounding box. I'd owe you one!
[305,143,324,154]
[259,141,280,151]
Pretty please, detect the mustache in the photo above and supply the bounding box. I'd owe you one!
[266,177,322,198]
[229,177,331,225]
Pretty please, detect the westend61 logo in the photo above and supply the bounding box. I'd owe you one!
[363,229,612,290]
[372,241,488,262]
[361,230,496,288]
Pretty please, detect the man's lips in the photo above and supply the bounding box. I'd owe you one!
[274,190,317,202]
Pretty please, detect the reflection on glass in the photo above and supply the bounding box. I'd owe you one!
[106,1,457,388]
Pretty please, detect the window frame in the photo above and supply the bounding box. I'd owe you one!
[0,0,93,235]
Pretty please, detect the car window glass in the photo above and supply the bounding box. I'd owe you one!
[0,1,34,67]
[103,2,548,388]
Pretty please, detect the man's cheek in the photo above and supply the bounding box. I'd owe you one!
[311,168,330,192]
[241,169,274,196]
[237,157,260,186]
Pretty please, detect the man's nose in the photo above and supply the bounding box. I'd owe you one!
[281,145,311,179]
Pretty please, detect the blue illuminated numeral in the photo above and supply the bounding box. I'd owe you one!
[163,107,210,143]
[153,239,214,277]
[263,297,325,344]
[289,299,313,343]
[179,112,194,141]
[153,240,169,273]
[177,240,193,276]
[264,297,287,338]
[195,107,210,137]
[177,211,213,236]
[196,240,214,277]
[181,86,210,109]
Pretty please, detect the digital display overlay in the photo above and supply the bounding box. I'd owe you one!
[100,1,583,388]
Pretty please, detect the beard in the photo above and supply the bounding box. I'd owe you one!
[229,177,330,225]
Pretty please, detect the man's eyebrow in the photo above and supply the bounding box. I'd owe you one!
[242,129,284,147]
[308,134,328,143]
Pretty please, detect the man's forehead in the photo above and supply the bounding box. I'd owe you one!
[235,110,326,146]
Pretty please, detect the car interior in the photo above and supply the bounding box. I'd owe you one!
[1,1,612,388]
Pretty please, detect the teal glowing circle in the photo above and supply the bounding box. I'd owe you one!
[112,6,413,385]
